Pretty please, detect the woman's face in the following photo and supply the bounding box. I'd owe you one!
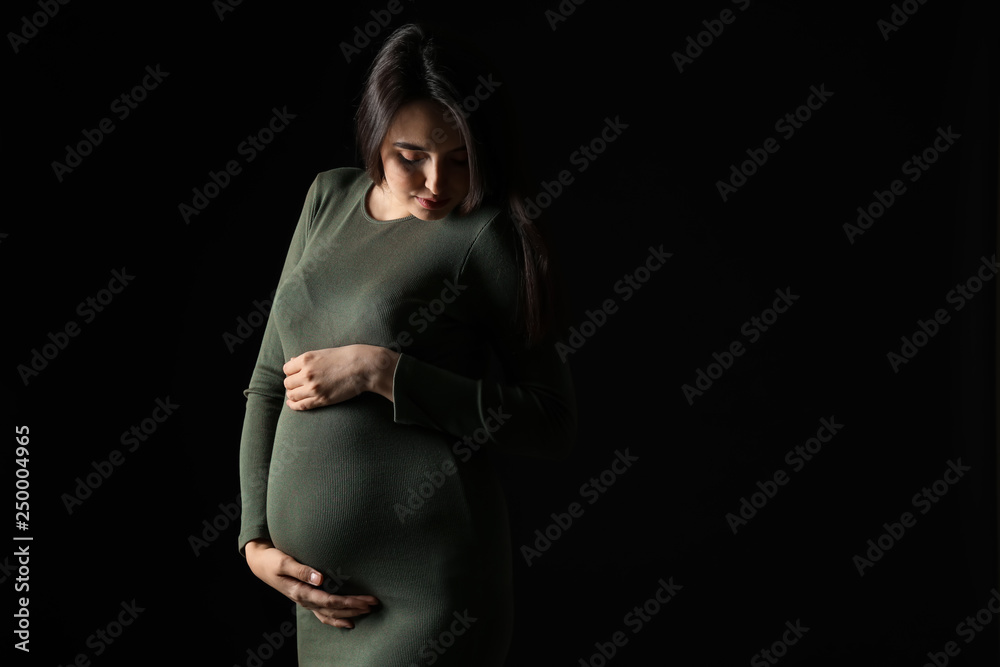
[373,98,471,221]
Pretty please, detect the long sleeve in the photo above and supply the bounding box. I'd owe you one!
[237,176,318,556]
[391,212,578,460]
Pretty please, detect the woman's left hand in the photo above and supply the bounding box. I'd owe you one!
[283,344,399,410]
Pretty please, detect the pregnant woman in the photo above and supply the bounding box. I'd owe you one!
[237,23,577,666]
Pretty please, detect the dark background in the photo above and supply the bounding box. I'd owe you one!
[4,0,998,665]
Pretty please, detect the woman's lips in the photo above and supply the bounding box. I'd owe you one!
[416,196,450,210]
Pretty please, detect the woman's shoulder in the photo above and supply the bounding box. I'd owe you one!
[445,198,512,244]
[294,167,371,229]
[445,200,521,276]
[310,167,370,201]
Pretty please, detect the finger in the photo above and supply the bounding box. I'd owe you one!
[329,594,380,609]
[313,610,354,629]
[285,379,324,401]
[347,595,380,605]
[283,372,304,391]
[276,554,323,586]
[282,355,302,376]
[286,396,318,411]
[273,558,375,610]
[291,583,375,614]
[284,384,307,402]
[294,582,379,611]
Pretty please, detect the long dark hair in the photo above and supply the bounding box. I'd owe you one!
[355,22,555,346]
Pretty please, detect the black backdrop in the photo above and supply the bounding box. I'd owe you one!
[5,0,998,665]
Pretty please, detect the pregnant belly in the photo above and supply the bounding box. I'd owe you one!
[264,393,488,596]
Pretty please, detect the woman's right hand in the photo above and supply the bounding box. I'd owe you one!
[244,539,379,628]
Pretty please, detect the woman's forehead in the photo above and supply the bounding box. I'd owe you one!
[384,99,467,152]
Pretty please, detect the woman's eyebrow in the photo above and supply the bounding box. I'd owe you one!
[393,141,467,153]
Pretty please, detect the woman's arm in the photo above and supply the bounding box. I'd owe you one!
[281,212,577,460]
[392,212,577,459]
[239,177,383,625]
[389,332,577,460]
[237,176,318,555]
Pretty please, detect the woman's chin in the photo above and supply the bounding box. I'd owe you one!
[411,205,453,220]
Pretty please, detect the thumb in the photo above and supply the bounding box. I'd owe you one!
[279,552,323,586]
[300,565,323,586]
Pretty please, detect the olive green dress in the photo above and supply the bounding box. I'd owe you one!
[237,168,576,666]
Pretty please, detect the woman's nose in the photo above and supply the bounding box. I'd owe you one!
[424,162,443,195]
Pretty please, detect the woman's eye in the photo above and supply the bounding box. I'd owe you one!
[399,153,423,165]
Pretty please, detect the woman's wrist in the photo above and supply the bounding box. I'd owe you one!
[363,345,399,402]
[245,538,273,553]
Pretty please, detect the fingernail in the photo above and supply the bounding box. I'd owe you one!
[309,572,321,585]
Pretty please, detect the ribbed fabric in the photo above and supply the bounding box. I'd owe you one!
[237,168,577,666]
